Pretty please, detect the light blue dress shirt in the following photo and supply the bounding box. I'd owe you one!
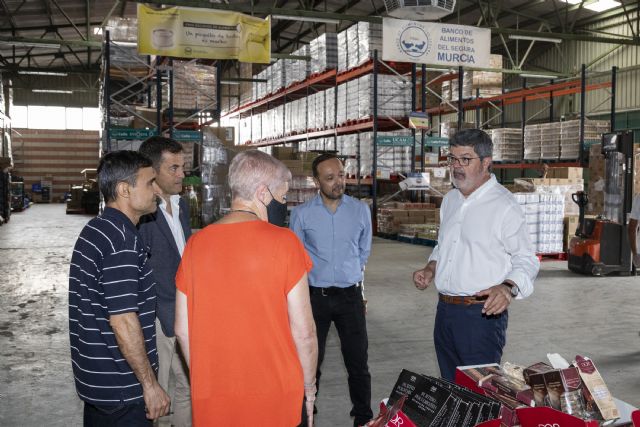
[290,193,372,288]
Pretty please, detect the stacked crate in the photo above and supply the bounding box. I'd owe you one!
[488,128,523,161]
[358,75,412,120]
[356,22,382,66]
[539,122,561,160]
[559,119,610,159]
[524,124,542,160]
[377,202,438,236]
[172,61,217,110]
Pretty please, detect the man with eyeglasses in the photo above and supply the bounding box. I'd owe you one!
[412,128,540,381]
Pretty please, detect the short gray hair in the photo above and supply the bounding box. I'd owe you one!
[228,150,292,201]
[449,128,493,158]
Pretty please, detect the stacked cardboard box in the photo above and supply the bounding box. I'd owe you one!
[310,32,338,74]
[439,121,475,139]
[488,128,522,161]
[545,167,585,216]
[442,55,502,103]
[588,143,640,216]
[377,202,437,235]
[514,192,564,254]
[424,166,453,195]
[172,61,218,110]
[285,45,310,88]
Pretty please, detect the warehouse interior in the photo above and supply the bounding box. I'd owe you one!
[1,0,640,426]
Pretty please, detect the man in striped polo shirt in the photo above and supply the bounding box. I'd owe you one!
[69,151,170,426]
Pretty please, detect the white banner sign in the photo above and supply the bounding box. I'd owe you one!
[382,18,491,68]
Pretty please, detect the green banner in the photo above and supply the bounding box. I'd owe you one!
[423,137,449,147]
[173,130,202,141]
[109,128,156,140]
[376,135,414,147]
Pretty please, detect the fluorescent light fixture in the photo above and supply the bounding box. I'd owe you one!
[584,0,621,12]
[19,70,68,76]
[520,73,559,79]
[32,89,73,94]
[271,14,340,25]
[0,40,61,49]
[508,35,563,43]
[220,80,240,85]
[560,0,582,4]
[112,41,137,47]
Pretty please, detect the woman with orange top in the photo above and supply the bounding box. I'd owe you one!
[174,150,318,426]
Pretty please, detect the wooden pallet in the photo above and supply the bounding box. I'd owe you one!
[537,252,568,261]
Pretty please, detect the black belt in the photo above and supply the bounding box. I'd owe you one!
[309,284,361,296]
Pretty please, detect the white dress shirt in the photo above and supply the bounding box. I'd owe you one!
[159,195,186,256]
[429,174,539,298]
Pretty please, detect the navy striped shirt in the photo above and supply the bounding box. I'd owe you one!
[69,207,158,405]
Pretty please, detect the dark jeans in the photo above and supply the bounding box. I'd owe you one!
[434,300,508,381]
[83,402,151,427]
[311,285,373,426]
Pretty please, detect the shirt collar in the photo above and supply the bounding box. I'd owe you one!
[102,207,139,235]
[159,195,181,212]
[455,174,497,203]
[313,193,346,210]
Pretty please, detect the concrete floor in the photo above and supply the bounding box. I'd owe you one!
[1,204,639,427]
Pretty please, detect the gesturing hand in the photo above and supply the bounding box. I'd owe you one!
[413,266,434,290]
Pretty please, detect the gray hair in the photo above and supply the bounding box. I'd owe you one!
[228,150,292,201]
[449,128,493,158]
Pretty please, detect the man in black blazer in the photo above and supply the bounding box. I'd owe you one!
[139,136,192,427]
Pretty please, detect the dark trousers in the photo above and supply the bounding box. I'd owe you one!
[433,301,508,381]
[84,402,151,427]
[311,286,373,426]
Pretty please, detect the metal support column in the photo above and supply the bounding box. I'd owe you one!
[475,88,481,128]
[457,66,464,129]
[372,50,379,233]
[611,66,617,132]
[421,64,426,174]
[147,56,152,109]
[216,62,222,126]
[156,58,162,136]
[411,64,417,171]
[549,79,554,123]
[521,77,527,156]
[105,31,111,152]
[169,58,174,139]
[580,64,586,165]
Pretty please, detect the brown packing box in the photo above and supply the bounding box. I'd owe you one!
[543,368,582,410]
[272,147,296,160]
[523,362,554,407]
[575,355,619,421]
[379,208,408,217]
[132,106,158,129]
[564,216,580,251]
[492,376,535,407]
[546,167,584,180]
[209,127,235,147]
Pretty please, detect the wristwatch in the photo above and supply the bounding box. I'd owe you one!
[503,281,519,297]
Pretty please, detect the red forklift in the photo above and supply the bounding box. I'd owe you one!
[568,131,634,276]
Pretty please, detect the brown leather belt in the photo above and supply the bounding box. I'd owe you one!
[438,293,488,306]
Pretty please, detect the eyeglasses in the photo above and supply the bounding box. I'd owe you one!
[446,155,482,167]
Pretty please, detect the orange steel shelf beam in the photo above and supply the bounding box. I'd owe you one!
[426,79,611,115]
[222,68,337,118]
[492,161,581,169]
[244,117,409,148]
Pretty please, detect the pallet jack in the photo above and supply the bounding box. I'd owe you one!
[568,131,634,276]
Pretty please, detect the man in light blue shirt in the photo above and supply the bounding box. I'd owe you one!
[290,153,373,427]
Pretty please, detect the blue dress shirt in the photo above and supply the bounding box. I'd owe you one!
[290,193,372,288]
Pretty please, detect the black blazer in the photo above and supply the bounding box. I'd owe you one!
[138,197,192,337]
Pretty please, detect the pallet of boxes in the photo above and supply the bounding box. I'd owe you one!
[513,167,585,254]
[376,202,439,241]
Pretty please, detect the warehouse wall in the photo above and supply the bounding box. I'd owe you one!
[11,129,100,202]
[502,9,640,126]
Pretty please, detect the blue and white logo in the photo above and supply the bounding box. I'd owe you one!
[397,24,431,58]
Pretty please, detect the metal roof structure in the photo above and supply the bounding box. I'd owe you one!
[1,0,638,101]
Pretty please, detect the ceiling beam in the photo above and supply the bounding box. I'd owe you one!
[0,0,18,31]
[135,0,382,23]
[0,21,104,34]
